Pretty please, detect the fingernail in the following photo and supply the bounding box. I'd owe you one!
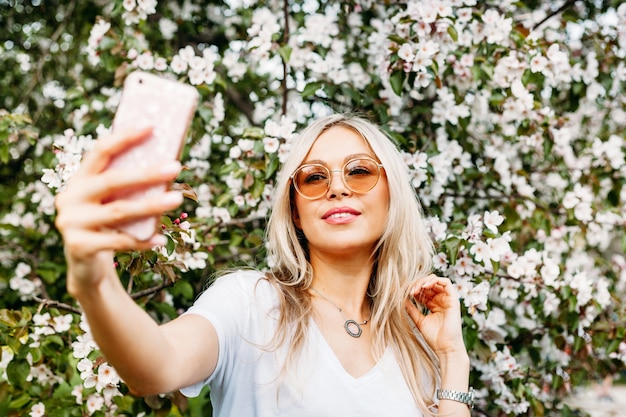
[161,161,182,176]
[162,191,183,206]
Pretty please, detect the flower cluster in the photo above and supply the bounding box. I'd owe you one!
[169,45,219,86]
[85,18,111,66]
[71,316,123,414]
[122,0,158,25]
[41,129,95,191]
[8,262,40,301]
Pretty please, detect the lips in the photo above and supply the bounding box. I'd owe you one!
[322,206,361,220]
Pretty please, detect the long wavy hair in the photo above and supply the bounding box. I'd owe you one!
[265,113,438,415]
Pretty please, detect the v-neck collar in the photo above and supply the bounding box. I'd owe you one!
[308,318,392,385]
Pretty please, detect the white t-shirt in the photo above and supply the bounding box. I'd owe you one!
[180,270,422,417]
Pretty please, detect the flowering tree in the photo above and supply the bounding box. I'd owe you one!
[2,0,625,416]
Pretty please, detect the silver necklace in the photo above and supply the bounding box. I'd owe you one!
[310,287,371,338]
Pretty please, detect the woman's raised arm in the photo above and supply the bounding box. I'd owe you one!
[55,126,218,395]
[406,275,471,416]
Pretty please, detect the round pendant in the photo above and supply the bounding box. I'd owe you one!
[344,319,362,338]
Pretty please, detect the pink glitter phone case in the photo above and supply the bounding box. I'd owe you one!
[107,71,199,241]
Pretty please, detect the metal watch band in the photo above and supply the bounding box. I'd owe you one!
[436,386,475,408]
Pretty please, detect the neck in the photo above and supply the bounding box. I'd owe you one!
[309,255,373,317]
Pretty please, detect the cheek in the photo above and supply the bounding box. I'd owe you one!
[376,181,391,212]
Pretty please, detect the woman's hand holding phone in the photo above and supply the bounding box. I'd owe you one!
[55,126,184,296]
[55,71,198,295]
[106,71,199,241]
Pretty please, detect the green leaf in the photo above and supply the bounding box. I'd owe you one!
[444,237,461,266]
[607,186,620,207]
[0,143,11,164]
[174,280,194,300]
[301,81,323,99]
[229,232,244,248]
[607,338,622,354]
[165,235,176,256]
[251,177,266,199]
[41,335,65,357]
[573,334,584,353]
[36,261,63,285]
[0,309,18,327]
[530,395,545,416]
[0,397,8,417]
[197,106,214,125]
[8,392,31,410]
[242,126,265,140]
[265,154,279,180]
[389,71,405,96]
[218,162,239,176]
[4,335,21,353]
[48,405,73,417]
[127,255,146,278]
[278,44,292,63]
[560,404,575,417]
[216,192,233,207]
[6,357,30,387]
[29,346,43,364]
[463,320,478,349]
[153,301,178,320]
[481,63,494,80]
[490,260,499,274]
[447,25,458,42]
[387,34,407,44]
[98,35,117,51]
[227,202,239,217]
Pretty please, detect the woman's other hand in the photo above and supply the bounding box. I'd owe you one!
[405,274,467,357]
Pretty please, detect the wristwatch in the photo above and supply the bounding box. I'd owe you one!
[436,386,475,408]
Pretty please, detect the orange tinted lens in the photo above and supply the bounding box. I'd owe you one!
[294,165,329,198]
[343,159,380,192]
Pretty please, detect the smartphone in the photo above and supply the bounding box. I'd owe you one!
[107,71,199,241]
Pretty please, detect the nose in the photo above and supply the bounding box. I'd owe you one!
[326,169,350,198]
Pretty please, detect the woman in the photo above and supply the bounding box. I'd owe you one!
[55,113,472,416]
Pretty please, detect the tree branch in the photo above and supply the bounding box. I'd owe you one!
[194,214,267,234]
[281,0,290,116]
[532,0,577,30]
[33,296,82,315]
[130,280,175,300]
[224,87,255,124]
[30,278,181,316]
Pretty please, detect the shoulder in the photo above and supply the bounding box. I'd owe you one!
[208,269,274,297]
[191,269,278,311]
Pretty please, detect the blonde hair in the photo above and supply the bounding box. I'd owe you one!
[265,113,438,415]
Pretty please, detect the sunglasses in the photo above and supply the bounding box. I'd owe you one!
[291,157,384,200]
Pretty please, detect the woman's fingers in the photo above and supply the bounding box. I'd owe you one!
[405,297,427,328]
[58,188,182,251]
[409,275,459,311]
[407,275,466,354]
[63,228,167,257]
[79,126,153,175]
[57,190,183,232]
[62,160,182,205]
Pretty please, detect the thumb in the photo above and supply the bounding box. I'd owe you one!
[405,298,426,329]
